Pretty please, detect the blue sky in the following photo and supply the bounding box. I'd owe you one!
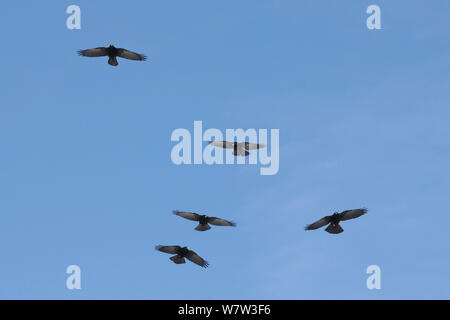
[0,1,449,299]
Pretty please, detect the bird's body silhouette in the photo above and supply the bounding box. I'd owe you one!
[173,210,236,231]
[208,141,265,156]
[155,245,209,268]
[305,208,368,234]
[78,44,146,66]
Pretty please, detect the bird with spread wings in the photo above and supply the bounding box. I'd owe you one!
[155,245,209,268]
[208,141,265,156]
[78,44,146,66]
[305,208,368,234]
[173,210,236,231]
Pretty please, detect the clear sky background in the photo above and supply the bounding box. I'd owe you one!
[0,1,449,299]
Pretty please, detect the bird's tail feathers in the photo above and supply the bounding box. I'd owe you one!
[325,223,344,234]
[170,255,186,264]
[232,150,250,156]
[108,56,118,66]
[195,223,211,231]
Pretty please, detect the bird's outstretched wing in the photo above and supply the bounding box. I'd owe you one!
[209,141,234,149]
[155,245,181,254]
[117,48,147,61]
[173,210,200,221]
[208,217,236,227]
[305,216,332,230]
[186,250,209,268]
[244,142,265,150]
[78,47,109,57]
[340,208,368,221]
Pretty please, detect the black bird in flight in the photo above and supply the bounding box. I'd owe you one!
[155,245,209,268]
[173,210,236,231]
[77,44,147,66]
[208,141,265,156]
[305,208,368,234]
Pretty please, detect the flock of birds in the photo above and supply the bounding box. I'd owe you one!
[156,211,237,268]
[78,44,369,268]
